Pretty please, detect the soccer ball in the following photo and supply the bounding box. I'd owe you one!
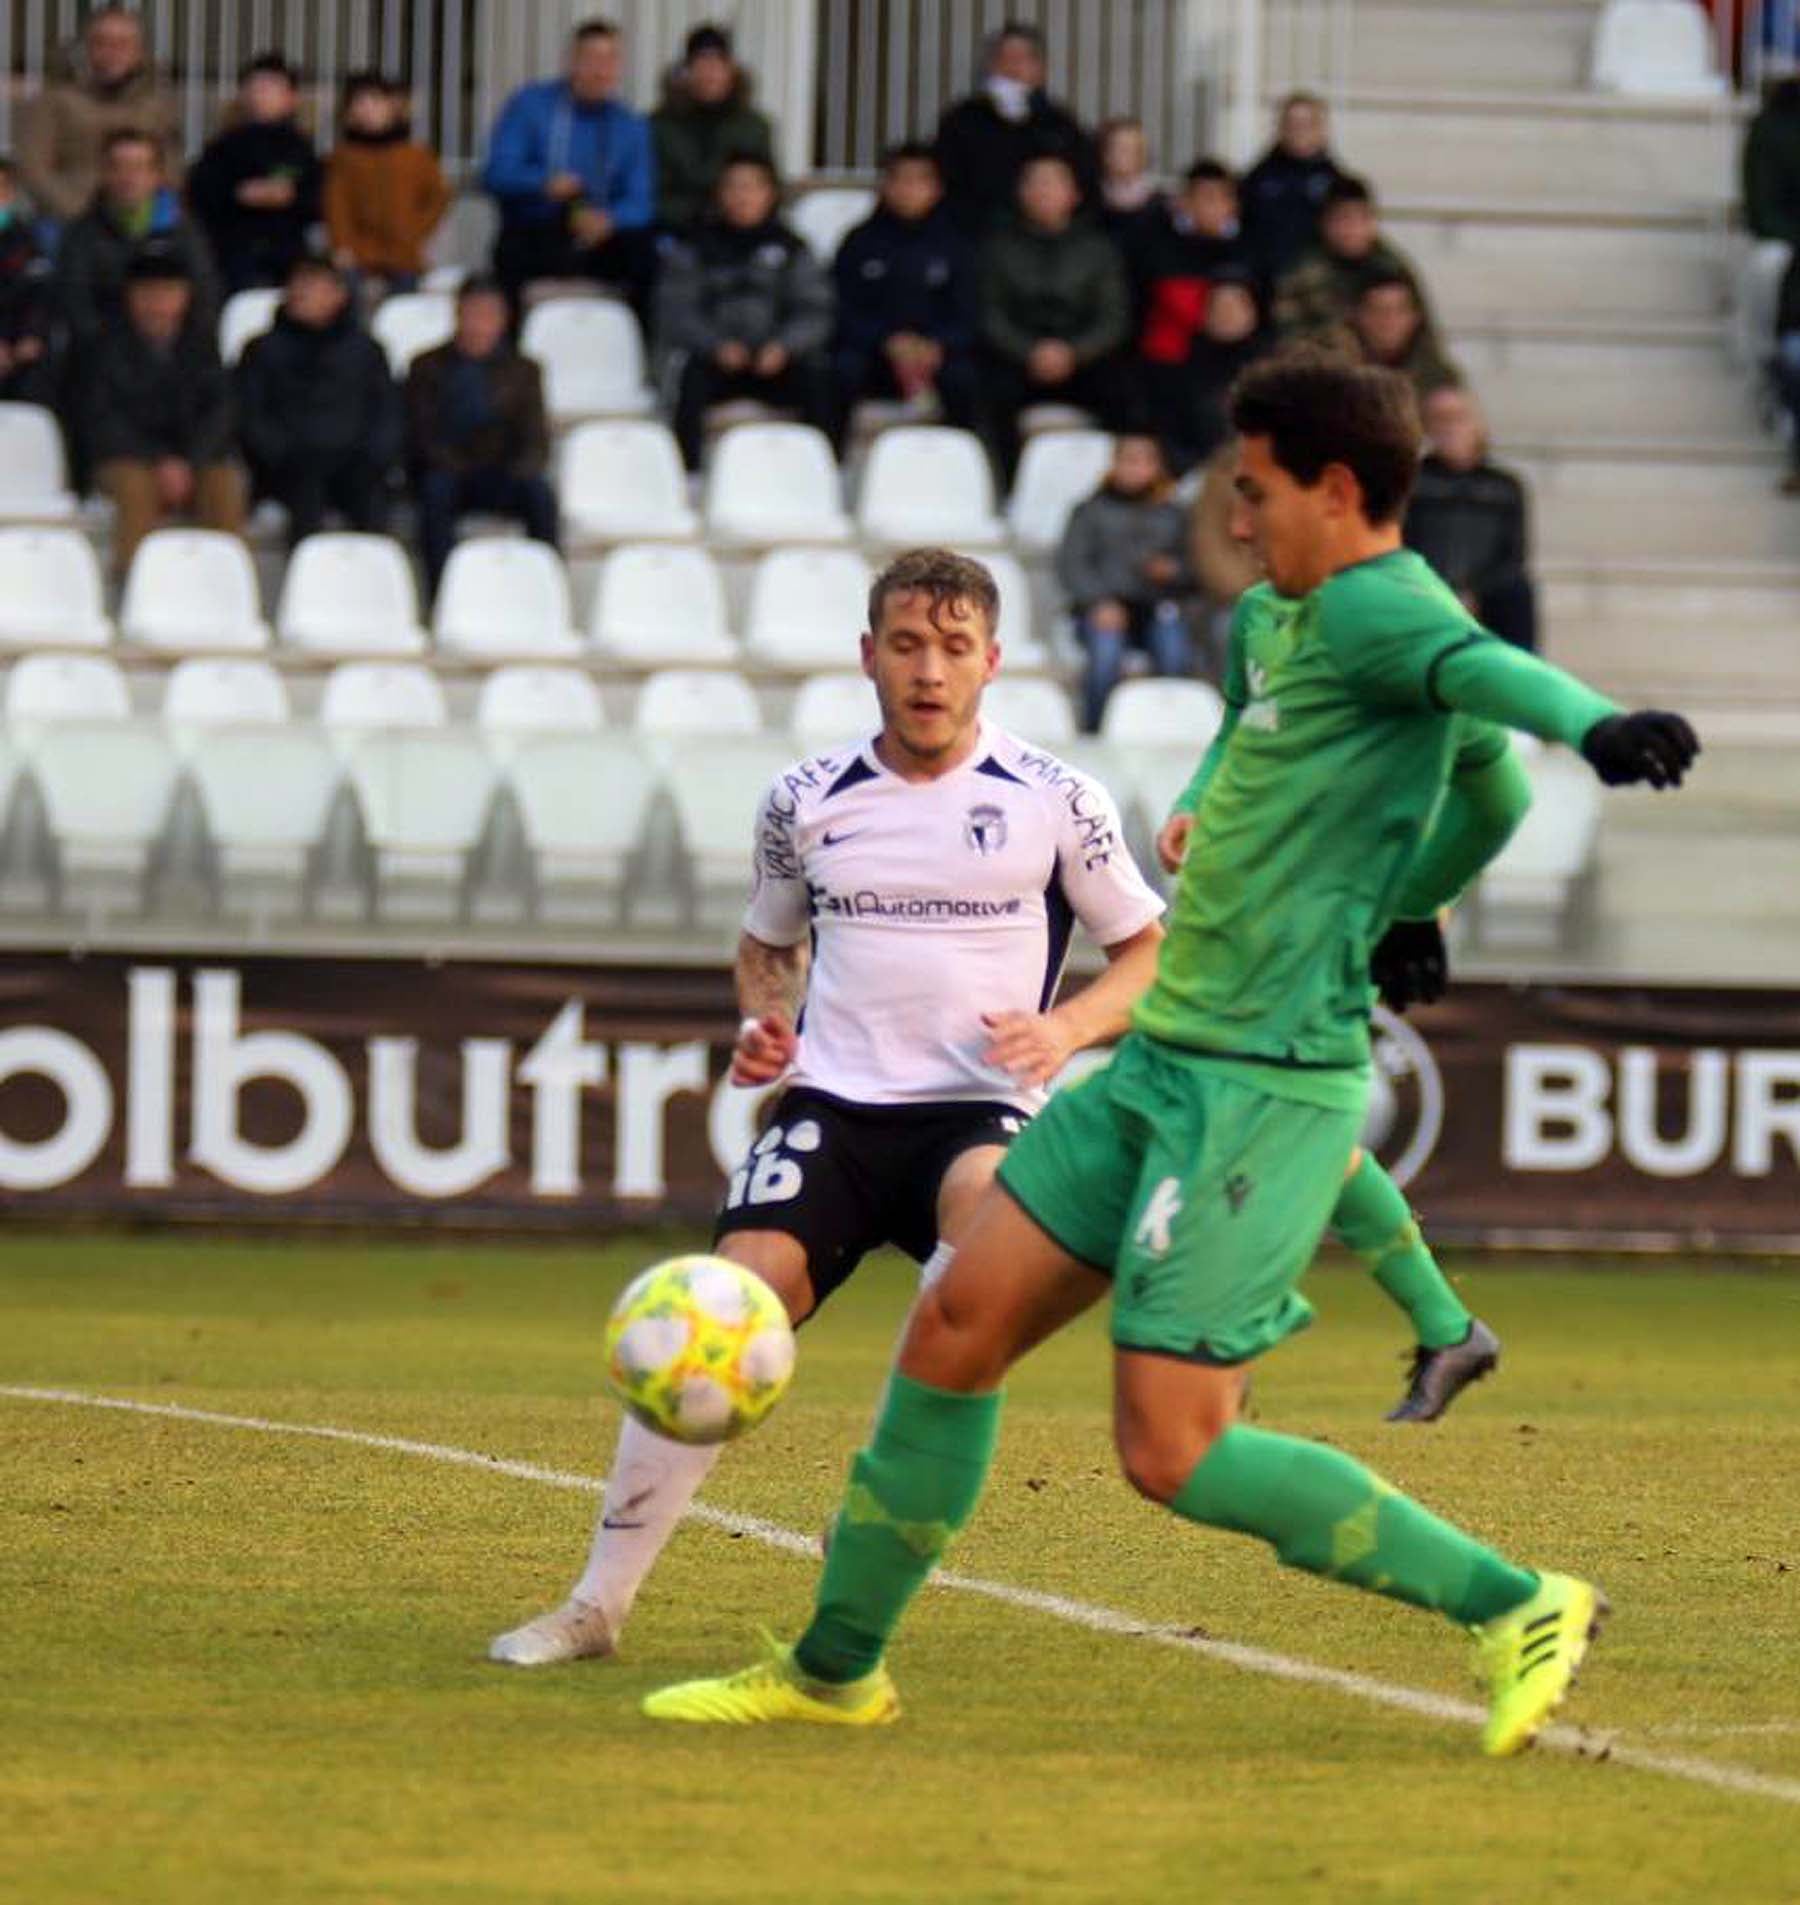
[602,1254,797,1446]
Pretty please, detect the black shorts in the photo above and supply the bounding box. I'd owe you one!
[713,1087,1027,1305]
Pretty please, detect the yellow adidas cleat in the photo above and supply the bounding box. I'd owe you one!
[643,1638,899,1727]
[1472,1571,1609,1757]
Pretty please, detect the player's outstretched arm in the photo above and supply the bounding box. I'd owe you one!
[982,921,1164,1088]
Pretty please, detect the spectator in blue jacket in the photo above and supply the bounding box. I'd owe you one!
[830,142,978,445]
[481,17,655,320]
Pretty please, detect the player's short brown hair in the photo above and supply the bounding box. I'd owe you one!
[1228,348,1423,526]
[867,548,1000,641]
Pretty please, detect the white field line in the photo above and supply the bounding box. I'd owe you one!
[7,1383,1800,1811]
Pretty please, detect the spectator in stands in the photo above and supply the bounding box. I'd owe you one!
[482,18,655,318]
[934,20,1099,237]
[1739,77,1800,370]
[57,128,218,352]
[406,276,557,593]
[1238,91,1346,283]
[1405,383,1537,652]
[0,161,59,407]
[237,256,399,550]
[1096,117,1167,258]
[830,141,978,442]
[1347,268,1460,400]
[1056,432,1195,731]
[1767,247,1800,492]
[978,152,1132,484]
[658,152,833,471]
[17,6,183,233]
[187,55,324,295]
[1274,174,1434,344]
[82,248,244,575]
[651,23,775,236]
[1145,269,1266,474]
[324,73,451,300]
[1187,438,1260,672]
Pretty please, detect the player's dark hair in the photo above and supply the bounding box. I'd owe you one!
[868,548,1000,641]
[1229,349,1422,526]
[1324,173,1375,211]
[880,139,939,174]
[1184,157,1235,189]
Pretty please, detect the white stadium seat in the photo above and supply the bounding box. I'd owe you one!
[521,297,654,421]
[120,529,269,653]
[559,419,698,547]
[277,534,428,657]
[704,422,853,548]
[507,732,662,922]
[1100,678,1226,750]
[789,186,876,261]
[0,404,78,521]
[433,539,581,661]
[1478,749,1605,948]
[979,550,1051,670]
[1592,0,1726,96]
[162,657,291,756]
[476,664,606,762]
[790,672,879,753]
[348,730,499,920]
[371,291,456,375]
[0,528,112,649]
[980,675,1078,746]
[665,733,802,923]
[189,724,342,923]
[635,667,762,740]
[591,543,736,665]
[32,721,179,919]
[219,286,282,365]
[743,547,872,672]
[1006,429,1113,556]
[5,651,131,744]
[857,426,1006,549]
[319,660,447,754]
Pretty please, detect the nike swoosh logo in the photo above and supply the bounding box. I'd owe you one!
[819,830,862,847]
[601,1517,646,1531]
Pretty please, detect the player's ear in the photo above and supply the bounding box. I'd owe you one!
[859,629,877,680]
[1319,460,1361,520]
[983,629,1001,682]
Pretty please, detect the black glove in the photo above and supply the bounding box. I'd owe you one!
[1580,711,1700,789]
[1370,917,1447,1014]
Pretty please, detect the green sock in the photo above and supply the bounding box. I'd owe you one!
[794,1373,1002,1683]
[1172,1423,1536,1625]
[1332,1153,1472,1351]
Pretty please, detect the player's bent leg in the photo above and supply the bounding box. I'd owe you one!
[490,1234,819,1668]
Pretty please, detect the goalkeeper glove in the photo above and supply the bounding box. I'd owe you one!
[1371,917,1447,1014]
[1580,712,1700,789]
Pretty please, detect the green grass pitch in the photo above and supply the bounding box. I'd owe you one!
[3,1234,1799,1903]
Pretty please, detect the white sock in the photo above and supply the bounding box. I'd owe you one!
[919,1241,956,1287]
[572,1414,722,1632]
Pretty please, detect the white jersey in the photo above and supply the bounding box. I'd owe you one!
[743,721,1165,1113]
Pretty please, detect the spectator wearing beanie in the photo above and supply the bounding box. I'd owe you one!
[186,54,323,294]
[1405,383,1537,653]
[831,141,979,442]
[657,152,833,471]
[323,73,452,296]
[651,24,775,236]
[237,255,400,549]
[1238,91,1346,283]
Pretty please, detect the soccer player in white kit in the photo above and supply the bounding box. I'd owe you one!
[490,547,1167,1668]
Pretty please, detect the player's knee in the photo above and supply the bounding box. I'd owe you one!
[1115,1419,1220,1505]
[897,1282,1006,1392]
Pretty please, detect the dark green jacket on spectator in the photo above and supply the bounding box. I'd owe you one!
[1056,484,1194,611]
[650,74,775,233]
[1744,82,1800,244]
[656,217,833,357]
[979,219,1129,366]
[81,316,235,466]
[1274,234,1434,343]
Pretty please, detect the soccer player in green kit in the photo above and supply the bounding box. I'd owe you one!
[644,354,1700,1755]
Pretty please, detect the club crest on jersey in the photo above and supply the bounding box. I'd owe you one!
[964,803,1007,855]
[1243,658,1281,732]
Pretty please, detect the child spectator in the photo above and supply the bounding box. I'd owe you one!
[657,152,833,471]
[1348,268,1460,400]
[82,248,244,575]
[831,141,978,441]
[651,23,775,236]
[186,55,323,294]
[978,152,1132,484]
[0,161,59,406]
[237,255,399,549]
[406,276,558,593]
[1405,384,1537,652]
[1238,91,1347,282]
[1056,432,1195,731]
[1274,174,1434,345]
[1096,117,1166,257]
[57,128,217,351]
[323,73,451,297]
[1146,269,1266,474]
[482,18,655,317]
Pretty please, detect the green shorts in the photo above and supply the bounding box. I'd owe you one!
[997,1034,1365,1365]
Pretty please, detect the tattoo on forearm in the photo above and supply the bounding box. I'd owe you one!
[736,936,808,1020]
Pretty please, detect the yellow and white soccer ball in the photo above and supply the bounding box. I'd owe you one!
[603,1253,797,1445]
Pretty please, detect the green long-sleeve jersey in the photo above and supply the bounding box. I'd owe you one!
[1133,549,1616,1100]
